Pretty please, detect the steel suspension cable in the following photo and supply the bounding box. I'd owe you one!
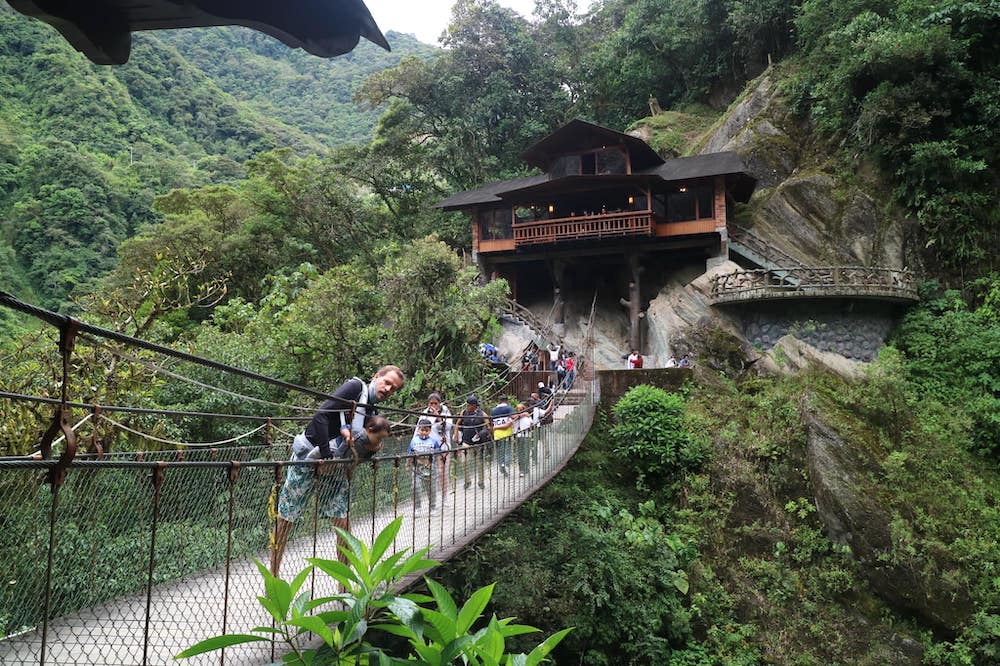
[0,390,308,422]
[0,291,340,404]
[82,334,320,414]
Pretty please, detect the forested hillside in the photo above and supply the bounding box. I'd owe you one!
[0,5,437,310]
[1,0,998,661]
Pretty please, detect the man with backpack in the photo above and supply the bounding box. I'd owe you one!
[453,395,490,489]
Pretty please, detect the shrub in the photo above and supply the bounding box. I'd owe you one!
[610,385,704,479]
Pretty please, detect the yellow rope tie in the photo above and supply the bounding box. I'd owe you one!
[267,479,280,522]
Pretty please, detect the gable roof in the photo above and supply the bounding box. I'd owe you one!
[520,119,664,171]
[6,0,389,64]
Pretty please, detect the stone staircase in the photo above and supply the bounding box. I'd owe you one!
[728,224,804,285]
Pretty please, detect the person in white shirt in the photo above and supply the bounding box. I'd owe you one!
[665,354,678,368]
[513,402,535,477]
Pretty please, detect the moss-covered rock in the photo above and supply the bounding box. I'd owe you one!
[803,402,974,632]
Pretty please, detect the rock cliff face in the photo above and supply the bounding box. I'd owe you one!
[701,72,908,270]
[803,404,973,633]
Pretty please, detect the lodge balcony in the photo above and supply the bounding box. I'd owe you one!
[476,209,721,254]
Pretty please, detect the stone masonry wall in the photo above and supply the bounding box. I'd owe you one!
[738,300,899,362]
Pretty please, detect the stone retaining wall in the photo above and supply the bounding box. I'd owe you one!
[738,300,901,362]
[598,368,692,402]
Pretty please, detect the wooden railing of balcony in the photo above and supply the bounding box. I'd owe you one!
[513,210,655,246]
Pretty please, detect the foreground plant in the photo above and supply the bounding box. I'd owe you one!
[175,516,569,664]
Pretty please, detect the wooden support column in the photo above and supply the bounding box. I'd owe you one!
[619,253,644,351]
[549,260,567,325]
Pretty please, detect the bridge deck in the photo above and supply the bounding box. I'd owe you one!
[0,389,596,665]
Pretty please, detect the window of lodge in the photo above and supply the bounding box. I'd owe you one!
[550,148,628,177]
[479,207,513,239]
[666,182,714,222]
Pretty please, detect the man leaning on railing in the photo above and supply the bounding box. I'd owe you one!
[270,365,405,577]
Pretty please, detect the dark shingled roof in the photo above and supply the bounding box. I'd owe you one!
[521,119,663,171]
[636,152,750,181]
[433,174,550,210]
[434,151,755,210]
[6,0,389,65]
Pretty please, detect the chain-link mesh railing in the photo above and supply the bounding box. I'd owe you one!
[0,378,598,666]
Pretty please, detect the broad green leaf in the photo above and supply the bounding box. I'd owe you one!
[371,516,403,562]
[257,595,285,624]
[425,578,458,620]
[175,633,269,658]
[286,615,334,647]
[456,583,494,635]
[389,596,424,636]
[440,635,474,663]
[289,565,313,599]
[370,622,419,639]
[420,608,457,643]
[524,628,573,666]
[304,595,345,612]
[334,526,371,569]
[369,550,408,585]
[314,609,353,625]
[671,570,689,594]
[308,557,360,588]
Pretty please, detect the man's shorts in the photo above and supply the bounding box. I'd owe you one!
[277,434,351,521]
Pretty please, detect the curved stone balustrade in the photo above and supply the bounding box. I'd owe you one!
[710,266,919,305]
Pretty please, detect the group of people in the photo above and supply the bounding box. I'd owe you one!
[270,364,559,577]
[521,343,577,392]
[405,386,556,515]
[624,349,693,369]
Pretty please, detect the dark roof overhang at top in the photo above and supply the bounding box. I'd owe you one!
[433,174,550,211]
[497,174,663,202]
[637,151,757,202]
[433,150,757,210]
[520,119,664,172]
[6,0,390,65]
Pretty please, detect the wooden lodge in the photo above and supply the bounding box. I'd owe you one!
[434,119,757,349]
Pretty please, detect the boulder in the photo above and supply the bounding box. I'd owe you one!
[644,260,745,361]
[700,73,799,189]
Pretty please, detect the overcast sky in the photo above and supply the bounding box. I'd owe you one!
[364,0,541,45]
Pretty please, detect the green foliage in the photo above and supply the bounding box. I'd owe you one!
[176,517,570,664]
[789,0,1000,278]
[433,418,759,665]
[610,385,705,480]
[892,280,1000,455]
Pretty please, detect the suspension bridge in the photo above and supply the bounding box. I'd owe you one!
[0,291,599,665]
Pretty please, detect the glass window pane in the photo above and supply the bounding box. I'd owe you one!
[551,155,580,178]
[697,184,714,219]
[667,191,697,222]
[597,150,627,174]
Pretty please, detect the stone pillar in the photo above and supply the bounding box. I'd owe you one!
[619,253,643,351]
